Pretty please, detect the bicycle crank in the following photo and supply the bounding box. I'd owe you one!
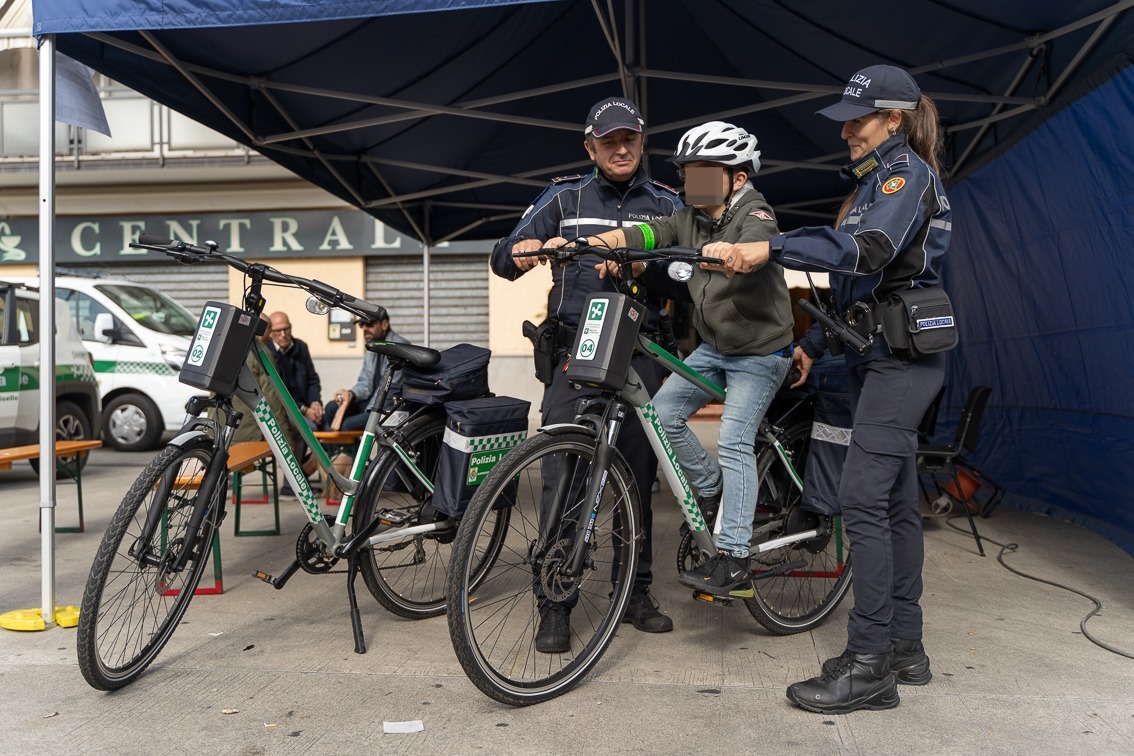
[296,515,340,574]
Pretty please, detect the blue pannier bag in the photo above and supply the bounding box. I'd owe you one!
[400,343,490,406]
[434,396,530,518]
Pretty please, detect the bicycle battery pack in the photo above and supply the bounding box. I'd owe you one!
[564,293,645,391]
[180,301,259,395]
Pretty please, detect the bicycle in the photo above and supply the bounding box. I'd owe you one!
[76,235,508,690]
[446,244,852,705]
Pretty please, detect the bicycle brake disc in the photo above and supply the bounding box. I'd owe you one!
[540,538,583,603]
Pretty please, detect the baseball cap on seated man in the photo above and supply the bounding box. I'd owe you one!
[816,65,921,122]
[585,97,645,137]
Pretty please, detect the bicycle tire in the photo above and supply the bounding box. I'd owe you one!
[744,418,853,634]
[447,430,639,706]
[76,438,222,690]
[355,413,509,618]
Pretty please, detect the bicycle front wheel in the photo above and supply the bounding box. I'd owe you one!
[77,438,222,690]
[744,419,852,634]
[447,430,639,706]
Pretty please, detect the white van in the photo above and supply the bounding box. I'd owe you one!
[14,275,206,452]
[0,281,101,459]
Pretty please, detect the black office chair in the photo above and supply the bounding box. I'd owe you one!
[916,386,997,556]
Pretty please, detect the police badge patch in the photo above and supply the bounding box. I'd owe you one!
[882,177,906,194]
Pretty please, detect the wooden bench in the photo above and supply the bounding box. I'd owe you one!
[0,439,103,533]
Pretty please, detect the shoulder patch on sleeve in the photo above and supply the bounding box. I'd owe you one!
[749,209,774,221]
[649,178,680,195]
[550,174,583,184]
[881,177,906,195]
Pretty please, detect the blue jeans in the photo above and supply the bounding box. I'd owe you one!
[652,343,791,556]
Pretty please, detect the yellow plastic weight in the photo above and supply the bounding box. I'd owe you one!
[0,606,80,631]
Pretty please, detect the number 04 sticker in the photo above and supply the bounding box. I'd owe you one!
[576,299,608,362]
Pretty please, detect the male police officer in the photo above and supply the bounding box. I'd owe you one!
[491,97,682,652]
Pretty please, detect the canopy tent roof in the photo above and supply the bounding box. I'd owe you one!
[30,0,1134,242]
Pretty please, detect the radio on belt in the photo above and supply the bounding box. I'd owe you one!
[180,301,260,395]
[564,293,646,391]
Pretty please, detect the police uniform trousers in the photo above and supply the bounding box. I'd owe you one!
[539,351,665,601]
[840,351,946,654]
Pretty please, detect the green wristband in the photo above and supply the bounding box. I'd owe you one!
[637,223,655,251]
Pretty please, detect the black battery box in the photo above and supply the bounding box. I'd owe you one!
[563,293,645,391]
[180,301,259,395]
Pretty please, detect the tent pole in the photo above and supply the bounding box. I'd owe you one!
[38,34,59,629]
[423,203,431,347]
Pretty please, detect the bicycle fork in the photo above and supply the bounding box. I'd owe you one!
[559,401,627,579]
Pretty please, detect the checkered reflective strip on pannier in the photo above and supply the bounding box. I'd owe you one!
[443,428,528,453]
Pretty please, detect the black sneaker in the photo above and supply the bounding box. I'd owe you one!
[535,603,570,654]
[622,586,673,633]
[820,639,932,686]
[786,653,900,714]
[677,551,753,598]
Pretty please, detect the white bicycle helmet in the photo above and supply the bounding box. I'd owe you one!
[671,121,761,174]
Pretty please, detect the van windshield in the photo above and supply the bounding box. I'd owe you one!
[95,284,198,337]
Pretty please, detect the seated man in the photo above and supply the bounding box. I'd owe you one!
[323,307,407,431]
[269,310,324,429]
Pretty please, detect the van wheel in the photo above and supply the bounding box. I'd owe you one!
[30,400,95,473]
[103,393,164,452]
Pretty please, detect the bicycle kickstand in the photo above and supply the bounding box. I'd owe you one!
[345,552,367,654]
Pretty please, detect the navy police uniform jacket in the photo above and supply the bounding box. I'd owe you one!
[491,165,682,330]
[769,135,950,365]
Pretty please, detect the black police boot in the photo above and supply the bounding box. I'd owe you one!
[786,653,899,714]
[821,639,932,686]
[535,603,570,654]
[890,638,932,685]
[622,586,673,633]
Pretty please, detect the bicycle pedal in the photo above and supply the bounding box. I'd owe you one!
[376,509,410,527]
[253,570,275,584]
[691,590,734,607]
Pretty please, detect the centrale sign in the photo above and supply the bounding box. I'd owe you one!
[0,208,485,264]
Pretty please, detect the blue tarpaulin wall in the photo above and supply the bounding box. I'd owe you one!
[945,60,1134,555]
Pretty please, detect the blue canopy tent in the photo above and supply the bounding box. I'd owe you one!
[26,0,1134,563]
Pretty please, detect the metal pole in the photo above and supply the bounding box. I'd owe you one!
[38,34,58,628]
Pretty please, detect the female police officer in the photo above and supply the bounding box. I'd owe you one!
[719,64,951,714]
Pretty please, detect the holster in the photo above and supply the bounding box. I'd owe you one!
[523,319,557,385]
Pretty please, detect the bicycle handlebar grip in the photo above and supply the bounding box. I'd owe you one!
[797,299,873,355]
[137,233,174,247]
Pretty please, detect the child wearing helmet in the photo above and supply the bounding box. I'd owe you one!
[585,121,795,598]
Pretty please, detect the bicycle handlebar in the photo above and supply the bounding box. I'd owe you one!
[513,243,724,267]
[797,298,873,356]
[132,234,386,322]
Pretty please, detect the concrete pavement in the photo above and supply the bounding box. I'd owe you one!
[1,441,1132,755]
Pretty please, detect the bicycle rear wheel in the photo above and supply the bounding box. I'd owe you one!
[355,413,510,618]
[744,419,852,634]
[76,438,222,690]
[447,430,638,706]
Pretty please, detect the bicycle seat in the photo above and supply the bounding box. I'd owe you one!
[365,341,441,368]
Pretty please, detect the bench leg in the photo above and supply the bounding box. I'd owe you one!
[50,455,85,534]
[234,459,281,537]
